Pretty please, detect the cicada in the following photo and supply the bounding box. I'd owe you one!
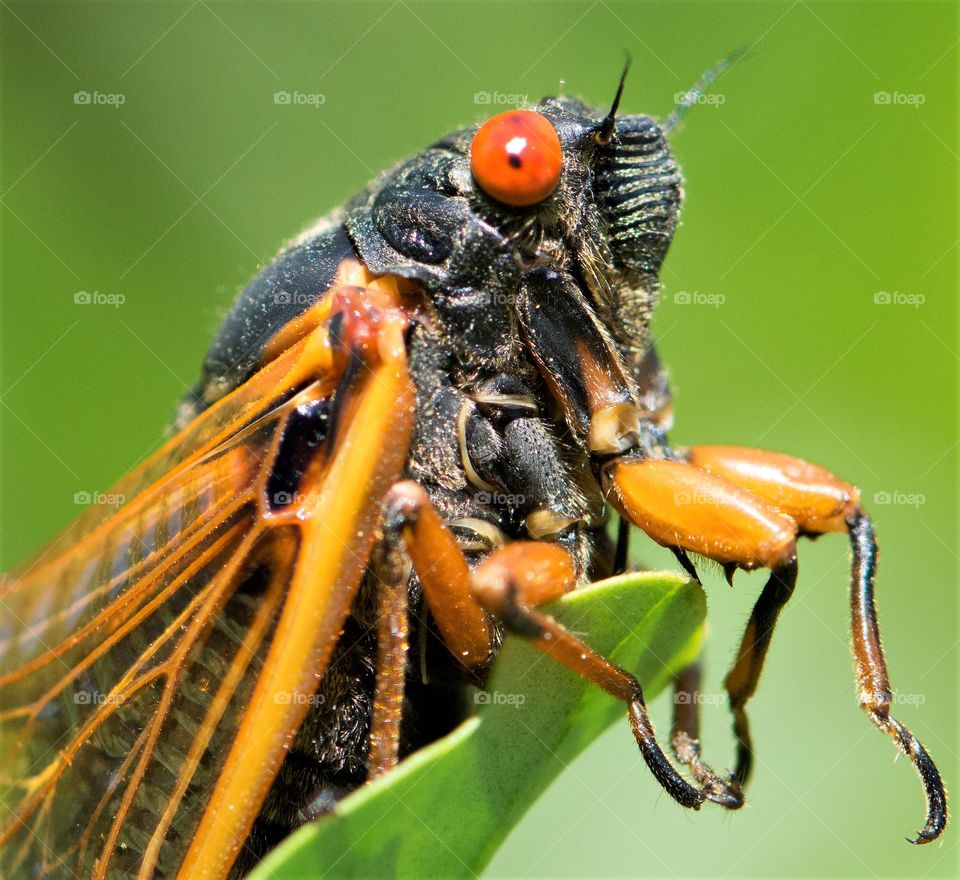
[0,65,947,879]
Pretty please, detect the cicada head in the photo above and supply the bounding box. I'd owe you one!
[467,90,682,280]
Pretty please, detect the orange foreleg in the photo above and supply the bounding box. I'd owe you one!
[604,446,946,842]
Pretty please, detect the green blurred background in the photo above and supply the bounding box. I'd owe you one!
[1,2,955,877]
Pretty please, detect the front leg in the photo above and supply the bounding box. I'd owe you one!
[517,267,641,455]
[687,445,947,842]
[603,443,947,843]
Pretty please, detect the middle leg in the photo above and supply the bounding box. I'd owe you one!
[381,480,724,811]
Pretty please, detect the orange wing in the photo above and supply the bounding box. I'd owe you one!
[0,265,418,879]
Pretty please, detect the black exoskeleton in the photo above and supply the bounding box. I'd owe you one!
[185,94,684,874]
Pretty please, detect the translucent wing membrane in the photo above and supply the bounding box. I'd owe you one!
[0,267,417,879]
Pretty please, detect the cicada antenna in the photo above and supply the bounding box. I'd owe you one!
[594,54,632,145]
[665,47,750,133]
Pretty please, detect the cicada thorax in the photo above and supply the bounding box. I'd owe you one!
[209,237,629,869]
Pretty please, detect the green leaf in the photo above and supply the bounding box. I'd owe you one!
[249,570,705,880]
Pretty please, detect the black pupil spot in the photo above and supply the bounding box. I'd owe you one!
[508,154,522,170]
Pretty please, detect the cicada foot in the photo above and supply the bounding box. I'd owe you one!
[672,662,744,809]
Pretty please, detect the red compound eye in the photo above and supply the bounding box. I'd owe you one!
[470,110,563,207]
